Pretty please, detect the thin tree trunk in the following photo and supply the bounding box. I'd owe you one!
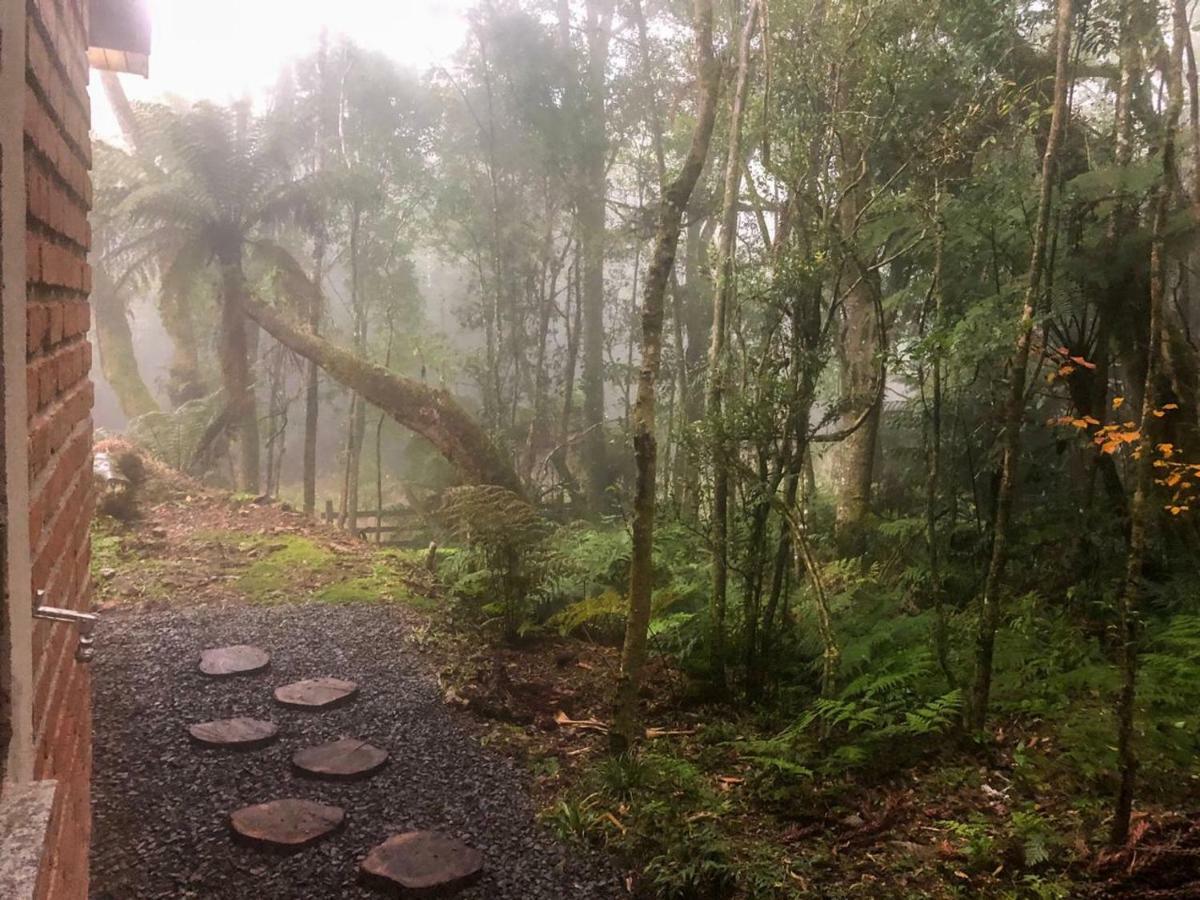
[611,0,722,753]
[346,206,367,531]
[578,0,617,513]
[375,321,394,544]
[706,0,760,687]
[925,196,953,687]
[968,0,1073,730]
[303,238,324,515]
[1111,0,1182,847]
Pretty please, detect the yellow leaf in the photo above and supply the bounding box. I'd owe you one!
[1113,397,1125,409]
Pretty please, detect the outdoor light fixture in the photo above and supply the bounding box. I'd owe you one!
[88,0,151,76]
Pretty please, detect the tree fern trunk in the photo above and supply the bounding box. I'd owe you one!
[220,260,260,493]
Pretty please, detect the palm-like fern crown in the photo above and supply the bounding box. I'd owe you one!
[99,99,318,302]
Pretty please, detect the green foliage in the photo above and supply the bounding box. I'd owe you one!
[127,391,226,476]
[547,589,627,643]
[439,485,553,641]
[545,752,754,900]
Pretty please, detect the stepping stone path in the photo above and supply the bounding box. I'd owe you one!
[199,644,270,677]
[188,717,279,750]
[360,831,484,895]
[292,737,389,781]
[229,798,345,851]
[191,645,480,895]
[274,676,359,710]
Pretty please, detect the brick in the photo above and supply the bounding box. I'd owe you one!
[48,300,63,343]
[26,234,44,285]
[39,356,57,407]
[28,302,49,354]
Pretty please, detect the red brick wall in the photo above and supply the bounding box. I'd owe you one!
[23,0,94,897]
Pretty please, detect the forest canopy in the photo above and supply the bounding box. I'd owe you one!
[91,0,1200,894]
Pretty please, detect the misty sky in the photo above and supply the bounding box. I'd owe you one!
[91,0,474,140]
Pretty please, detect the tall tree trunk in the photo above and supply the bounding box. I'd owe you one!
[304,32,335,515]
[303,237,324,515]
[92,266,158,419]
[706,0,760,685]
[611,0,722,753]
[99,71,141,150]
[100,70,204,405]
[832,77,883,554]
[1111,0,1182,847]
[243,295,522,493]
[220,259,260,493]
[345,207,367,531]
[578,0,616,512]
[968,0,1073,731]
[375,322,394,544]
[924,196,953,687]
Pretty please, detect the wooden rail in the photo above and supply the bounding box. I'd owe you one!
[322,500,424,546]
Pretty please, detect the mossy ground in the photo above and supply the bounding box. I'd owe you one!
[92,488,437,612]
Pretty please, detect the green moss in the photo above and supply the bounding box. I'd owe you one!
[237,534,335,601]
[91,527,125,578]
[316,560,436,610]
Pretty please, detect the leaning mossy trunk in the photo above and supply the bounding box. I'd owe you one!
[93,267,158,420]
[242,294,523,494]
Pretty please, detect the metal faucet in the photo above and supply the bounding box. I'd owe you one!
[33,591,98,662]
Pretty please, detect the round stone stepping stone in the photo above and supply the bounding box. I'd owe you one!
[199,644,270,677]
[292,737,388,780]
[229,799,345,851]
[188,717,279,750]
[360,831,484,895]
[273,677,359,710]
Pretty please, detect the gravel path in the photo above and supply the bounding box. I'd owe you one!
[90,601,624,899]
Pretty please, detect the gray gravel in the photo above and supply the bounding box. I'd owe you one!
[90,601,625,899]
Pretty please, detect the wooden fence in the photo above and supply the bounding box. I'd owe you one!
[322,501,426,546]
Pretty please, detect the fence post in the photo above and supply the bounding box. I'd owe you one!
[324,499,333,525]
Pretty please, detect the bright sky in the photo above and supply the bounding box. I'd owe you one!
[92,0,475,140]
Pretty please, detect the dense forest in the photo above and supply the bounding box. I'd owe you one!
[92,0,1200,895]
